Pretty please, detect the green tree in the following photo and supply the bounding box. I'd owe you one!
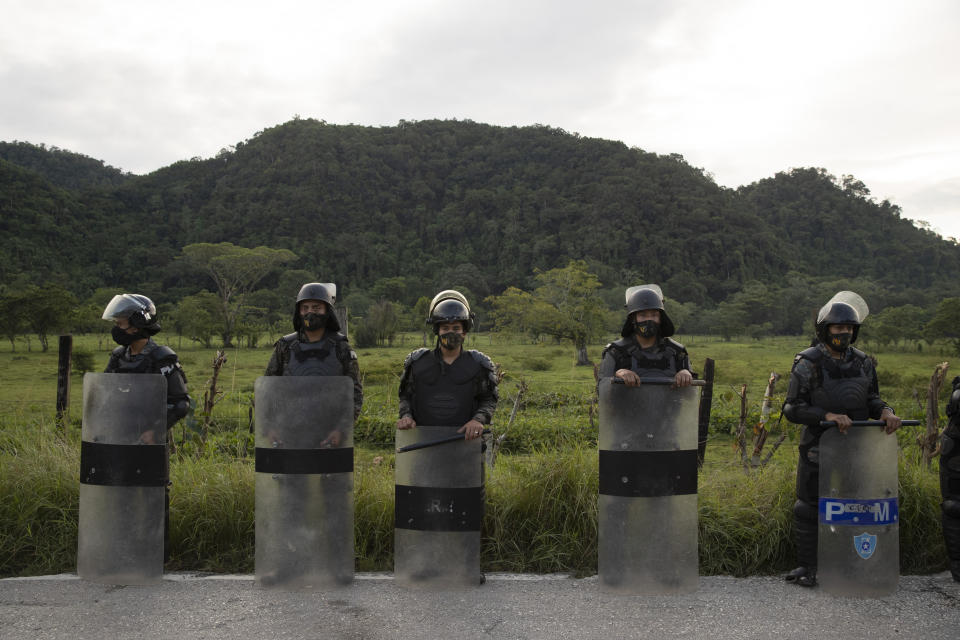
[487,261,606,365]
[168,291,221,348]
[178,243,297,347]
[234,304,270,348]
[867,304,926,349]
[18,284,79,352]
[924,298,960,355]
[411,295,432,344]
[0,290,26,351]
[703,300,748,342]
[366,300,402,346]
[370,276,410,305]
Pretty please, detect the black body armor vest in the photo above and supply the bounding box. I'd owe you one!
[284,337,343,377]
[804,347,872,420]
[411,350,481,427]
[629,344,679,379]
[108,342,165,374]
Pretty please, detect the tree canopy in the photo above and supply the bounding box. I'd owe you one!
[487,260,607,364]
[2,118,959,338]
[178,243,297,346]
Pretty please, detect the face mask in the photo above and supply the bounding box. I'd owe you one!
[439,331,464,350]
[112,325,139,346]
[302,312,327,330]
[634,319,660,339]
[828,332,853,352]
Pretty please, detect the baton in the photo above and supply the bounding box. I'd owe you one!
[612,377,707,386]
[396,428,491,453]
[818,419,921,427]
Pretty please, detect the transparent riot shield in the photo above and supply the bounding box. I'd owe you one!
[597,378,700,594]
[395,426,483,587]
[818,426,899,597]
[78,373,167,585]
[254,376,354,589]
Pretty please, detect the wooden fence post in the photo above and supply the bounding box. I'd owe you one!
[734,383,748,468]
[56,334,73,427]
[751,372,781,463]
[697,358,715,468]
[922,362,949,467]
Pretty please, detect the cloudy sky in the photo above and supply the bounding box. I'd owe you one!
[2,0,958,239]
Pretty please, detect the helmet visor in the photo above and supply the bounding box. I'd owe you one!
[625,284,663,306]
[817,291,869,325]
[101,294,153,321]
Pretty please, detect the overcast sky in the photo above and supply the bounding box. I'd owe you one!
[2,0,958,240]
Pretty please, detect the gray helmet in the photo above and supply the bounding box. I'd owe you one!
[292,282,340,332]
[102,293,161,335]
[815,291,868,344]
[621,284,675,338]
[426,290,474,333]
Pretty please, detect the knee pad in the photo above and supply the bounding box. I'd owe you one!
[794,500,818,523]
[943,459,960,501]
[943,499,960,520]
[941,432,956,458]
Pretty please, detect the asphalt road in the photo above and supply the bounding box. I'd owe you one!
[1,572,958,640]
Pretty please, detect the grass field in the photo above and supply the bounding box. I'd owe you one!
[0,331,953,577]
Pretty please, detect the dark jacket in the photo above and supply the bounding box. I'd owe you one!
[397,347,498,425]
[264,330,363,418]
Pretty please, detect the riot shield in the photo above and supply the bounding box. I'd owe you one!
[254,376,354,589]
[78,373,167,585]
[395,425,483,587]
[818,426,899,597]
[597,378,700,594]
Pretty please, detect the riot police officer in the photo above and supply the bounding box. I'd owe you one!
[264,282,362,419]
[782,291,902,587]
[103,293,190,434]
[598,284,694,387]
[396,290,498,439]
[393,290,497,586]
[102,293,191,562]
[257,282,359,587]
[942,376,960,582]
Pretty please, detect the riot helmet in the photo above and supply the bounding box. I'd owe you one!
[815,291,868,346]
[621,284,675,338]
[292,282,341,332]
[102,293,161,336]
[426,290,474,334]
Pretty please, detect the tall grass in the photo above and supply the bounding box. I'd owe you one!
[485,446,598,574]
[1,415,948,577]
[698,459,795,575]
[0,415,79,576]
[1,333,952,576]
[170,457,255,571]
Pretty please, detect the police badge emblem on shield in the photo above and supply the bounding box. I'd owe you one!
[854,533,877,559]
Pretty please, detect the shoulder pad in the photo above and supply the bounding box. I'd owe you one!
[850,346,868,361]
[148,344,178,364]
[796,346,822,363]
[334,336,358,360]
[404,348,431,367]
[281,332,299,343]
[948,380,960,418]
[469,350,495,371]
[604,338,631,352]
[111,345,126,357]
[665,338,686,352]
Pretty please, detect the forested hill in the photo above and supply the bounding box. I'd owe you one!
[2,118,959,306]
[0,141,131,191]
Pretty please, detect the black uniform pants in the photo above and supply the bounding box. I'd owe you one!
[793,427,822,568]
